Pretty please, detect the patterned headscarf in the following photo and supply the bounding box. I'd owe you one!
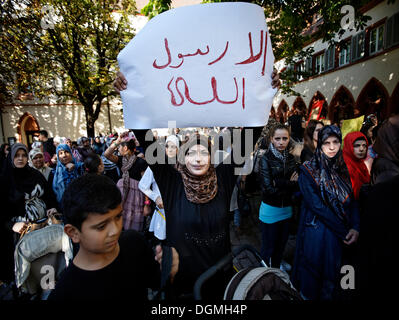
[28,148,43,166]
[52,144,79,203]
[303,125,352,223]
[269,142,288,163]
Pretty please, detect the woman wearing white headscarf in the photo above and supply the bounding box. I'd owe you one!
[28,148,53,181]
[139,135,180,240]
[31,141,52,165]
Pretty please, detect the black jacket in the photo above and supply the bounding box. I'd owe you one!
[43,138,56,157]
[260,149,299,207]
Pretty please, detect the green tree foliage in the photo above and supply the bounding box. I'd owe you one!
[141,0,171,19]
[1,0,137,137]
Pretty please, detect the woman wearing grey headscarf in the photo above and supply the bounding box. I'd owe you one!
[0,143,57,282]
[1,143,57,226]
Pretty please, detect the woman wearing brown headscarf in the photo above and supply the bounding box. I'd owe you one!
[147,134,238,299]
[113,70,281,299]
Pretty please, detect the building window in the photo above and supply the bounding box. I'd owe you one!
[295,61,306,80]
[324,45,335,71]
[370,25,384,55]
[305,57,313,76]
[351,31,365,61]
[339,42,351,66]
[385,12,399,49]
[315,53,325,74]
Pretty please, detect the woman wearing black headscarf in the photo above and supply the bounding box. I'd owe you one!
[291,126,360,300]
[0,143,10,172]
[0,143,57,282]
[358,115,399,299]
[370,115,399,184]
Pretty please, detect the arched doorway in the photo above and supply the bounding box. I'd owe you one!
[17,113,40,148]
[329,86,356,124]
[277,100,289,124]
[356,78,390,120]
[292,96,307,116]
[389,82,399,116]
[307,91,328,123]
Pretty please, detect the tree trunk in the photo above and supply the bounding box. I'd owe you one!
[86,121,95,138]
[84,105,96,138]
[107,97,112,134]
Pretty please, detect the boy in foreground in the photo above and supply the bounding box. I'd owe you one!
[48,174,178,300]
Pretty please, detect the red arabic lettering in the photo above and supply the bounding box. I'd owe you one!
[208,42,229,66]
[177,77,216,105]
[153,37,211,69]
[235,30,264,65]
[242,78,245,110]
[261,31,268,76]
[167,77,184,106]
[170,46,210,68]
[212,77,239,104]
[153,38,172,69]
[167,77,240,107]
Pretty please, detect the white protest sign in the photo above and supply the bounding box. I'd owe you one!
[117,2,276,129]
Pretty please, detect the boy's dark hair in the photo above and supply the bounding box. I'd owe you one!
[84,154,101,174]
[39,130,48,138]
[62,174,122,230]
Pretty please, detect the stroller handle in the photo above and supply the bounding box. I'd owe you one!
[193,244,266,300]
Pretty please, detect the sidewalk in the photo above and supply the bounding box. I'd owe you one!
[229,192,297,273]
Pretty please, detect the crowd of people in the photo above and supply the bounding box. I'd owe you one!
[0,70,398,301]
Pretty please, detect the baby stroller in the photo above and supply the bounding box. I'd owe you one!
[194,244,302,300]
[13,213,73,300]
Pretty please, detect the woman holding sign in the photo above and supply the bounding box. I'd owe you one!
[147,134,239,299]
[114,71,280,299]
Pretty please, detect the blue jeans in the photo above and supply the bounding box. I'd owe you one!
[260,219,290,268]
[233,209,241,227]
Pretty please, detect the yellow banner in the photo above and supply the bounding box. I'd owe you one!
[341,115,365,148]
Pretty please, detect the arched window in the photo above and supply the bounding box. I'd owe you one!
[277,100,289,123]
[307,91,327,123]
[292,96,307,116]
[356,78,390,120]
[329,86,356,124]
